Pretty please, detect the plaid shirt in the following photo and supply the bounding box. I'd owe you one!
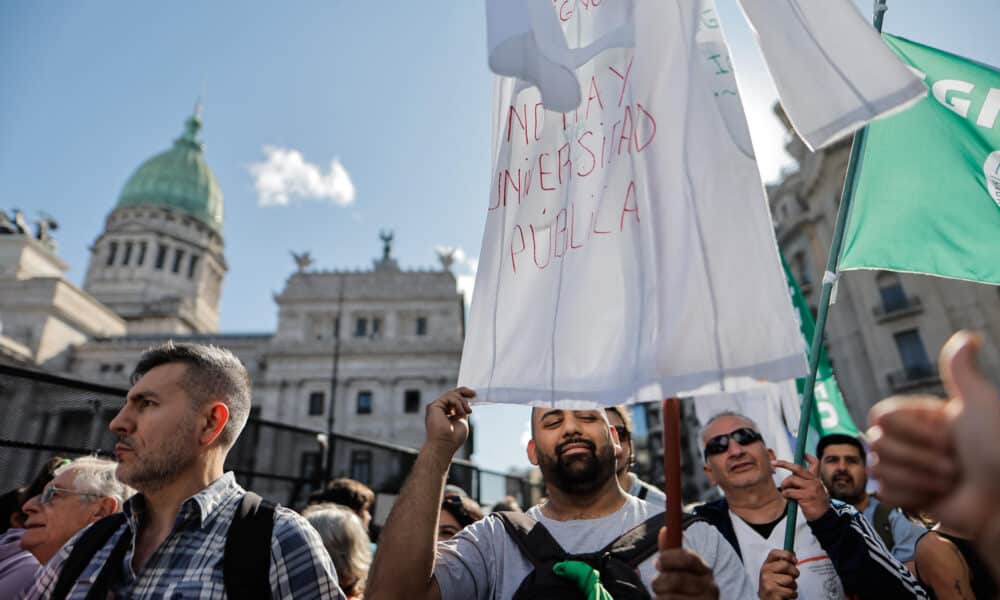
[20,473,343,599]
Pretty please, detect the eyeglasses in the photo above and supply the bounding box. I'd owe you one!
[703,428,763,459]
[613,425,631,442]
[39,485,97,506]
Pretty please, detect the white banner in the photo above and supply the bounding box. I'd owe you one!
[460,0,808,407]
[735,0,926,150]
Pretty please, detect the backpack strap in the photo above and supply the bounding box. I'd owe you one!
[605,512,706,568]
[224,491,277,600]
[51,513,128,600]
[871,502,896,551]
[494,511,569,567]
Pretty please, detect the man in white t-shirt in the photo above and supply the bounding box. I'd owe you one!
[368,388,755,599]
[693,411,928,599]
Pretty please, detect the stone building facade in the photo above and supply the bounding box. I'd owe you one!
[0,109,469,495]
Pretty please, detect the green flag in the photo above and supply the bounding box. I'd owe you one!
[839,35,1000,283]
[781,255,859,445]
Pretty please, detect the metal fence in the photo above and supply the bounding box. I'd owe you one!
[0,364,541,512]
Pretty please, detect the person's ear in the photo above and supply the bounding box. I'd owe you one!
[200,402,230,447]
[767,448,777,473]
[703,461,718,486]
[527,439,538,466]
[90,496,119,521]
[609,425,623,460]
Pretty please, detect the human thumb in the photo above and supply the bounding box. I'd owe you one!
[658,526,668,551]
[940,331,992,409]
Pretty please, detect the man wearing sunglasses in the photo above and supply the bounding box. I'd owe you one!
[693,412,928,599]
[606,405,666,506]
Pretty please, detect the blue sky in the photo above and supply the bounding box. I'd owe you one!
[2,0,997,475]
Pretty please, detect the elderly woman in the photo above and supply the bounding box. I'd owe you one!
[437,493,484,542]
[303,503,372,599]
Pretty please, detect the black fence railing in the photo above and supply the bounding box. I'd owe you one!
[0,364,541,511]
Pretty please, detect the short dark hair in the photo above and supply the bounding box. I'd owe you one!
[308,478,375,513]
[442,493,484,528]
[131,341,252,450]
[816,434,865,463]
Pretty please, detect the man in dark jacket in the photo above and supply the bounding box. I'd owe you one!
[693,411,927,599]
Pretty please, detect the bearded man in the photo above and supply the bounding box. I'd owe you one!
[368,389,756,599]
[22,342,342,599]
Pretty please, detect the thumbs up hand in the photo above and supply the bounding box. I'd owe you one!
[867,331,1000,536]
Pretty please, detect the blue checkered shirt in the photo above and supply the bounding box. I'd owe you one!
[20,472,343,599]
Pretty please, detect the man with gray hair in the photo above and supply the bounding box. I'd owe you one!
[23,341,343,599]
[0,457,130,597]
[693,411,927,599]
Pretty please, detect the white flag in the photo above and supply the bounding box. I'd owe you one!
[735,0,926,149]
[460,0,807,407]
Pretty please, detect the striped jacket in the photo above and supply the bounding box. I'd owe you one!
[694,498,928,599]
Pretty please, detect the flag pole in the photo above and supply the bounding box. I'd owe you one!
[783,0,888,552]
[662,398,683,548]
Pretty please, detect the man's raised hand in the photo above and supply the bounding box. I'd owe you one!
[775,454,829,522]
[425,387,475,456]
[651,527,719,600]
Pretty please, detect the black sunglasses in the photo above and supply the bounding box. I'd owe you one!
[613,425,631,442]
[703,427,763,459]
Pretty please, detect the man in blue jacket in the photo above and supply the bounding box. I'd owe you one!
[693,411,927,599]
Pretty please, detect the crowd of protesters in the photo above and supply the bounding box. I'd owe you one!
[0,332,997,598]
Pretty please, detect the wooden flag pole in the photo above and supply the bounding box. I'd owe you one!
[662,398,683,548]
[782,0,888,552]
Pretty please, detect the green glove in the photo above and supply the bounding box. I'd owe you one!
[552,560,614,600]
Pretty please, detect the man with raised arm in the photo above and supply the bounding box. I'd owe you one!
[368,388,755,599]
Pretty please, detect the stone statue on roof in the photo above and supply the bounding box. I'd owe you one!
[291,250,314,273]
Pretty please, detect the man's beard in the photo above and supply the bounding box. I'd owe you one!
[537,437,617,495]
[117,417,199,493]
[826,472,865,505]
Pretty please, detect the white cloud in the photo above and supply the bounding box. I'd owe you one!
[436,246,479,306]
[249,146,356,207]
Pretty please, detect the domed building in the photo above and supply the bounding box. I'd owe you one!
[0,106,478,504]
[83,110,227,334]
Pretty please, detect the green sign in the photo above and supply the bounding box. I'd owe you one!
[840,35,1000,283]
[781,255,859,445]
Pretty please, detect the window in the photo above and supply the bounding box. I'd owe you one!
[877,272,907,312]
[99,364,111,373]
[308,391,325,416]
[792,251,811,286]
[404,389,421,413]
[300,452,322,480]
[137,242,147,266]
[172,249,185,274]
[106,242,118,266]
[894,329,932,377]
[350,450,372,484]
[155,244,168,270]
[188,254,199,279]
[356,390,373,414]
[372,318,382,337]
[416,317,428,336]
[354,318,368,337]
[122,242,133,266]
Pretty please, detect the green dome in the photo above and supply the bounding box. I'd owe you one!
[116,112,223,233]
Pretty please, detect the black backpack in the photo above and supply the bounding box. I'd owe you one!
[495,510,703,600]
[50,491,276,600]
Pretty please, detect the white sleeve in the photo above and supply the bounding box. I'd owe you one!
[433,518,499,600]
[684,521,756,600]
